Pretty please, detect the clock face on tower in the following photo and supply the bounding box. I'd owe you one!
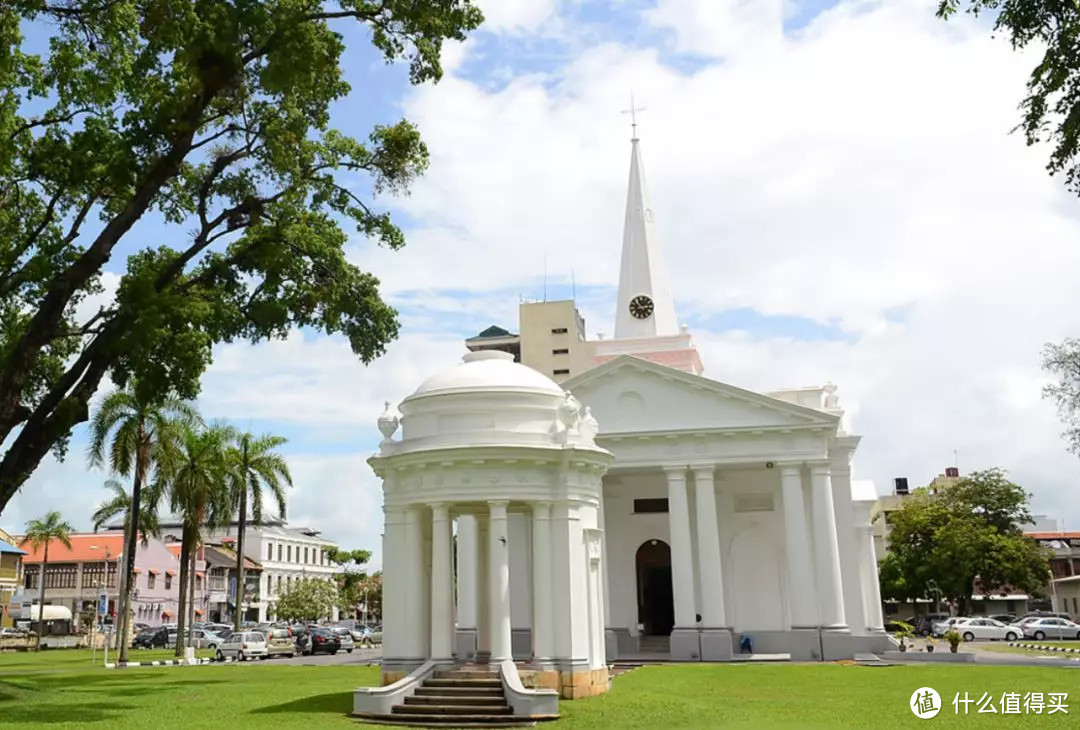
[629,295,654,320]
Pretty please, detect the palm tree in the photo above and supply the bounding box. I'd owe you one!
[23,511,74,634]
[224,432,291,631]
[87,385,198,663]
[164,423,232,656]
[92,479,163,543]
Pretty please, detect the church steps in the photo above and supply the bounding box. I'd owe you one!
[354,667,559,727]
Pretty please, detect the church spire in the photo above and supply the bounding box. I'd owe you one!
[614,133,679,339]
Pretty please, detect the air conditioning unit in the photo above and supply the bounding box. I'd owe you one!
[894,477,909,496]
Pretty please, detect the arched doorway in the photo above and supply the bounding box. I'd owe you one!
[636,540,674,636]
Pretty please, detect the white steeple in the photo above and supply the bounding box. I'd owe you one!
[614,133,679,339]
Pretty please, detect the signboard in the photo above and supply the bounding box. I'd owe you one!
[97,592,108,617]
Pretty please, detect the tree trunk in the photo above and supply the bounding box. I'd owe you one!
[234,486,247,632]
[187,547,197,644]
[117,435,145,664]
[175,526,190,657]
[37,545,48,637]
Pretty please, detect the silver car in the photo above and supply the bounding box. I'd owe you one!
[331,627,355,653]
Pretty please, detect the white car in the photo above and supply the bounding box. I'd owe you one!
[190,629,225,649]
[931,617,967,637]
[1022,617,1080,641]
[216,630,268,661]
[952,618,1020,642]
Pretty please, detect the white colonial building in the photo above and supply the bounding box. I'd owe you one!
[361,131,891,714]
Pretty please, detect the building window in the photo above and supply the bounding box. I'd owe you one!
[552,348,569,355]
[44,564,77,589]
[553,368,570,375]
[165,573,172,590]
[268,575,273,596]
[287,545,291,562]
[277,544,282,562]
[277,575,282,593]
[23,567,38,589]
[633,498,669,514]
[196,574,202,591]
[1006,600,1017,613]
[551,327,568,334]
[147,573,156,590]
[267,542,273,561]
[304,547,309,564]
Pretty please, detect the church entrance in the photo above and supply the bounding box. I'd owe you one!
[635,539,674,636]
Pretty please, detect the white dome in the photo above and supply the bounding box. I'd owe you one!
[407,350,564,400]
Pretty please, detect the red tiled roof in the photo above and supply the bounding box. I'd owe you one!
[1027,531,1080,540]
[166,544,181,557]
[18,533,125,563]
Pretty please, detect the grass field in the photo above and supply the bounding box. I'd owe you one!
[0,653,1077,728]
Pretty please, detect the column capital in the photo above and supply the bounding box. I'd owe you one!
[487,500,510,508]
[662,465,688,479]
[691,464,716,480]
[808,461,832,477]
[429,502,449,519]
[531,501,553,519]
[778,463,803,478]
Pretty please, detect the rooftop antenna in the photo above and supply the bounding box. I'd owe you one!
[621,92,647,141]
[953,449,959,471]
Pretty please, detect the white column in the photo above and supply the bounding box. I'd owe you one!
[858,524,885,631]
[488,501,512,663]
[531,502,553,662]
[380,506,405,660]
[430,503,454,661]
[665,468,696,628]
[780,466,817,629]
[810,464,847,629]
[476,514,490,658]
[693,466,726,628]
[404,505,428,658]
[456,514,478,639]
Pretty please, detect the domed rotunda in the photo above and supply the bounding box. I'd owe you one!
[360,350,613,709]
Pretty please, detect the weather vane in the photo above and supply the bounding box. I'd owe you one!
[621,92,646,140]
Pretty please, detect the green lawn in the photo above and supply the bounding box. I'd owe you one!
[0,655,1077,728]
[0,648,214,674]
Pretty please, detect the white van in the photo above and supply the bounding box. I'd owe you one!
[216,630,268,661]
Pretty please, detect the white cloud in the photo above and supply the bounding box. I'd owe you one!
[643,0,784,58]
[475,0,561,35]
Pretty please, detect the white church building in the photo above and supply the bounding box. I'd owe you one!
[363,132,891,706]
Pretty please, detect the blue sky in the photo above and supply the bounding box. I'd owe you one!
[7,0,1080,567]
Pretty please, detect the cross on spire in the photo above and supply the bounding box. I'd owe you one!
[621,93,646,140]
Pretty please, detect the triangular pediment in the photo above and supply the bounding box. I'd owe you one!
[563,356,838,435]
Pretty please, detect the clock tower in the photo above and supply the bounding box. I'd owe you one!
[599,131,703,375]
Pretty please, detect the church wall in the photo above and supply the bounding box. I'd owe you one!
[719,469,788,637]
[602,474,671,639]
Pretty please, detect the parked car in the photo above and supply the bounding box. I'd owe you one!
[190,629,224,649]
[1022,617,1080,641]
[931,617,967,637]
[913,613,950,636]
[266,627,296,658]
[330,627,355,653]
[989,614,1016,625]
[297,627,341,656]
[952,618,1020,642]
[133,626,170,649]
[1018,611,1074,622]
[216,631,268,661]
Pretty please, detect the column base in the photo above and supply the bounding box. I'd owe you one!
[852,628,893,654]
[820,627,854,661]
[669,627,701,661]
[455,628,477,661]
[788,627,822,661]
[699,628,734,661]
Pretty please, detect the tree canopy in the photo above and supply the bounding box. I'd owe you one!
[273,577,339,622]
[0,0,484,514]
[878,468,1049,614]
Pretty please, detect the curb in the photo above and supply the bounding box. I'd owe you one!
[106,658,238,668]
[1007,642,1080,655]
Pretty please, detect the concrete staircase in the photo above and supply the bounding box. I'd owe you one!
[354,666,559,727]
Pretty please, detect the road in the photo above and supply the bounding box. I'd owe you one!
[234,646,383,667]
